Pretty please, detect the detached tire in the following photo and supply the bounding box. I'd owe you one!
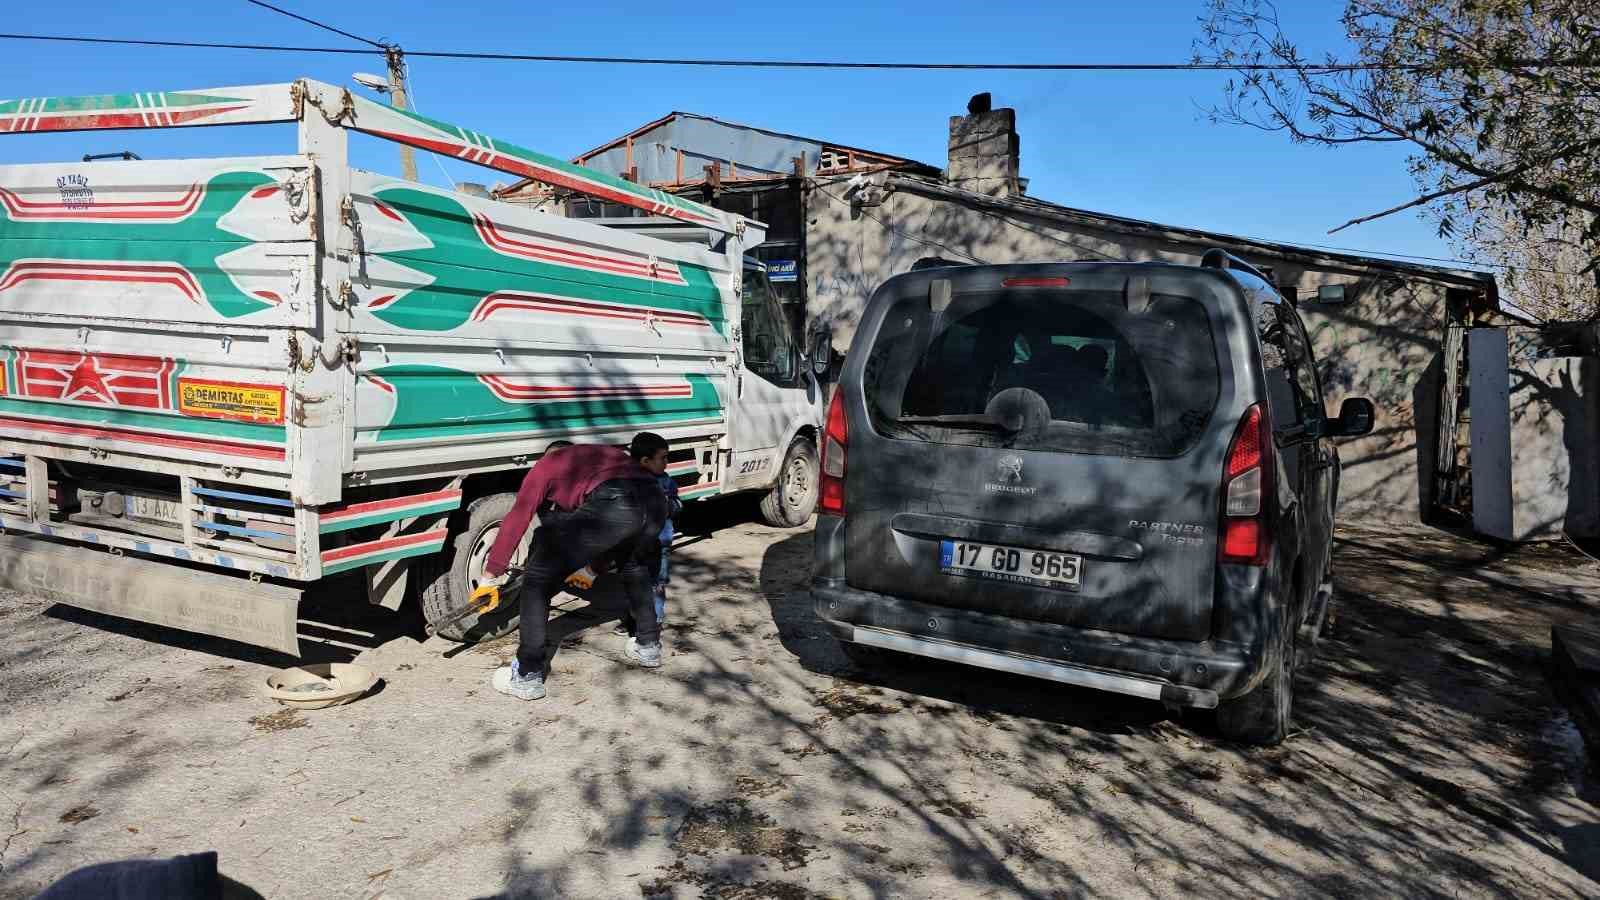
[759,437,819,528]
[1216,636,1296,746]
[417,493,528,643]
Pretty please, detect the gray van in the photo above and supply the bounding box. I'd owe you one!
[809,253,1374,744]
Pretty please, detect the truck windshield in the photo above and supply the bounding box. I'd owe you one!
[862,287,1221,458]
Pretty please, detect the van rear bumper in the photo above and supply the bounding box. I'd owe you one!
[812,581,1259,706]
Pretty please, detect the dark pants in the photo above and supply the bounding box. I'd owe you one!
[516,478,666,675]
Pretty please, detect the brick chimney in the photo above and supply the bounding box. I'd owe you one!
[946,92,1022,198]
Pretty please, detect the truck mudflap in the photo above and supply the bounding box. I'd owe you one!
[0,532,302,655]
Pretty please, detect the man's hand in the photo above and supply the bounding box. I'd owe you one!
[564,565,597,591]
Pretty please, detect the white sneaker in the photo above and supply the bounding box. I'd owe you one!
[625,637,662,668]
[491,660,546,700]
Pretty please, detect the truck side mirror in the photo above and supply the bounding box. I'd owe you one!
[1328,397,1375,438]
[809,325,832,376]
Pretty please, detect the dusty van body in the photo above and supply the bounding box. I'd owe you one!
[810,257,1374,743]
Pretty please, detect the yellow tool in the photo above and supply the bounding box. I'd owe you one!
[424,568,520,637]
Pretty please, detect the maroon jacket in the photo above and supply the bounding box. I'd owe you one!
[484,444,654,577]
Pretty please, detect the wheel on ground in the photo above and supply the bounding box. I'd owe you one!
[1216,635,1296,745]
[759,437,819,528]
[417,492,530,643]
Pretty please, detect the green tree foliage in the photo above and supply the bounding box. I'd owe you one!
[1195,0,1600,319]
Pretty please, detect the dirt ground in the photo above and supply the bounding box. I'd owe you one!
[1,502,1597,899]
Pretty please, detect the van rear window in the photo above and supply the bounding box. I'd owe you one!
[862,288,1220,457]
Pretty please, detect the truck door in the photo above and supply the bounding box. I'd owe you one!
[729,267,801,489]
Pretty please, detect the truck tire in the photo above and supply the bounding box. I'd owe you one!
[418,492,527,643]
[759,437,818,528]
[1216,634,1296,746]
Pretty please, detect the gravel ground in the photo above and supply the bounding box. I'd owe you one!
[1,505,1597,899]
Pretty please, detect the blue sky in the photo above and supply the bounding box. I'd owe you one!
[0,0,1465,267]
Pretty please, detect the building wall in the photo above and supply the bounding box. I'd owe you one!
[1471,328,1600,540]
[802,175,1469,525]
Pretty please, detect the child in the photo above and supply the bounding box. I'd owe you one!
[652,469,682,627]
[610,469,681,636]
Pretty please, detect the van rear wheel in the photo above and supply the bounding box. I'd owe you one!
[1216,636,1295,745]
[759,438,818,528]
[417,493,526,643]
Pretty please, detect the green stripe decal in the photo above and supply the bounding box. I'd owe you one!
[367,367,722,443]
[0,171,280,319]
[0,396,285,444]
[368,187,723,334]
[0,92,247,116]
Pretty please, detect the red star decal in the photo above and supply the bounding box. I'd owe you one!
[63,356,112,403]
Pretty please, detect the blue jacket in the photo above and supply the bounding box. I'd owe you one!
[657,473,682,543]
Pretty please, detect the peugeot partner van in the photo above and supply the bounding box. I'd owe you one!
[809,253,1374,744]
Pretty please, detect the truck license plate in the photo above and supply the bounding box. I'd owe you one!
[940,540,1082,591]
[128,494,183,526]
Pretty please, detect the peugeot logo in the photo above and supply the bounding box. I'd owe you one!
[998,455,1024,483]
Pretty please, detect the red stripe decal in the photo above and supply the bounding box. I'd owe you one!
[0,261,202,303]
[362,128,718,226]
[0,183,203,221]
[320,489,463,523]
[472,215,688,284]
[321,528,448,563]
[477,375,694,403]
[469,291,709,328]
[0,414,284,461]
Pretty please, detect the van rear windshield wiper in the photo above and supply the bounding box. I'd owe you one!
[891,414,1021,433]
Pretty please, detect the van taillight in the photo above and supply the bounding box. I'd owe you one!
[819,389,848,516]
[1219,403,1271,566]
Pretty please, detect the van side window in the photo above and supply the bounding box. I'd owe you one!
[1257,303,1322,428]
[742,271,796,384]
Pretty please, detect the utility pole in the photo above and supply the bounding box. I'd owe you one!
[385,46,419,183]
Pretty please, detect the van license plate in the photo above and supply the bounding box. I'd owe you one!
[940,541,1081,591]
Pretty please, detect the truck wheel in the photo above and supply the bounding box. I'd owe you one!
[418,493,527,643]
[759,437,818,528]
[1216,635,1296,746]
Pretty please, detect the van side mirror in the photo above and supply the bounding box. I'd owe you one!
[1328,397,1375,438]
[808,324,832,376]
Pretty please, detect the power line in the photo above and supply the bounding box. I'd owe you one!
[243,0,386,49]
[1,32,1597,71]
[0,33,375,56]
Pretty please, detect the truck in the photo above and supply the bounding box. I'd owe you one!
[0,79,830,654]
